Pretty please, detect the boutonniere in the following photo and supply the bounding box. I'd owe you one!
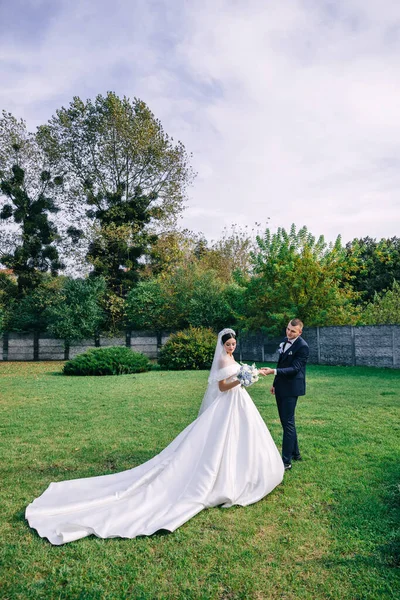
[278,342,285,354]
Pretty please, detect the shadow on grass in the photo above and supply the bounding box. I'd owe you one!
[13,449,165,480]
[100,450,163,471]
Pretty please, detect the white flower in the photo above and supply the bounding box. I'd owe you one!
[237,363,259,387]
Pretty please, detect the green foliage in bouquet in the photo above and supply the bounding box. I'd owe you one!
[158,327,217,370]
[63,346,150,376]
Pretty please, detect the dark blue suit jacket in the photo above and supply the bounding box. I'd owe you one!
[273,336,309,397]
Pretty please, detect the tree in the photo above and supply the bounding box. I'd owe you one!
[243,224,360,334]
[144,229,207,277]
[198,224,260,282]
[125,278,168,331]
[37,92,195,288]
[0,269,17,333]
[346,237,400,302]
[186,270,236,330]
[359,280,400,325]
[125,263,237,332]
[3,275,64,333]
[85,186,157,294]
[0,111,64,295]
[46,277,106,343]
[144,224,259,283]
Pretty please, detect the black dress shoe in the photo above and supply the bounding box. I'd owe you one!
[292,455,302,461]
[284,463,292,471]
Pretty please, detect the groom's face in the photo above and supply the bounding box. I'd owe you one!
[286,323,302,340]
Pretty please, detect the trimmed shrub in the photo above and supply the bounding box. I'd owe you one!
[63,346,150,376]
[158,327,217,370]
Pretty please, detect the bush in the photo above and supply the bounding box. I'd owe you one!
[63,346,150,376]
[158,327,217,370]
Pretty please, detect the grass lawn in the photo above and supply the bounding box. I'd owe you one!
[0,361,399,600]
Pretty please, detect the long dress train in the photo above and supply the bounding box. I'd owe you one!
[26,363,284,545]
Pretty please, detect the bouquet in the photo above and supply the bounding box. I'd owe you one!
[237,363,259,387]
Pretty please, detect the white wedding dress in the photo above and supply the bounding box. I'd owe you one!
[26,332,284,545]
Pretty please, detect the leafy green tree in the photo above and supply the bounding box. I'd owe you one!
[346,237,400,302]
[187,270,235,330]
[0,111,64,295]
[243,224,360,334]
[125,279,167,331]
[100,290,127,336]
[0,270,18,332]
[46,277,106,343]
[126,264,237,332]
[4,275,63,332]
[359,280,400,324]
[37,92,195,288]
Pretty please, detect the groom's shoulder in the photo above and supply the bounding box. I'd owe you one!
[298,336,309,348]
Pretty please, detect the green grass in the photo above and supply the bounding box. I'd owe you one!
[0,362,399,600]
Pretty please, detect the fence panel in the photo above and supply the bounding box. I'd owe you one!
[39,335,65,361]
[1,326,399,368]
[7,333,35,361]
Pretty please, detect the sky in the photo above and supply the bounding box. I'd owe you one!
[1,0,400,244]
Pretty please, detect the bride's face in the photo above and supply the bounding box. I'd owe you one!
[223,337,236,355]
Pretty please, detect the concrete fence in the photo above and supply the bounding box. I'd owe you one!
[0,331,171,362]
[236,325,400,369]
[0,325,399,368]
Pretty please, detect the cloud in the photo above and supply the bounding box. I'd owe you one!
[1,0,399,243]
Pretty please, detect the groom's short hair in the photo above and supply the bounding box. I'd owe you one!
[290,318,303,330]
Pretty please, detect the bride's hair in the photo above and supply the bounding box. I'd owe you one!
[221,332,237,345]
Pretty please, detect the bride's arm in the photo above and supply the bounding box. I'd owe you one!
[218,378,241,392]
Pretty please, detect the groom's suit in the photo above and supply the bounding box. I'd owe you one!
[273,336,309,466]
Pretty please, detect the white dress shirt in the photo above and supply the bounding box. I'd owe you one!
[274,338,298,375]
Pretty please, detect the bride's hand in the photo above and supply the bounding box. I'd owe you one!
[218,379,241,392]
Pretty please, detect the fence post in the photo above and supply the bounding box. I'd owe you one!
[3,331,8,361]
[156,332,162,358]
[33,331,39,361]
[393,327,396,368]
[126,330,131,348]
[351,326,356,366]
[316,326,320,364]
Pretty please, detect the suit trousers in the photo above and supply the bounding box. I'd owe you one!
[275,393,300,465]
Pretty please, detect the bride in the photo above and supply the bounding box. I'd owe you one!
[26,328,284,545]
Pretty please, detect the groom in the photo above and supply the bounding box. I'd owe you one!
[260,318,309,471]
